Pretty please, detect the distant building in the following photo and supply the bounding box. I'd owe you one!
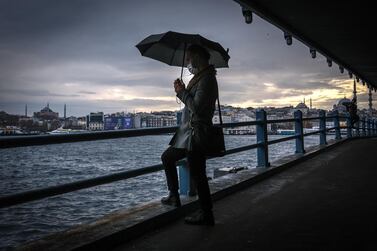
[213,114,232,124]
[292,102,309,115]
[104,116,133,130]
[133,114,142,128]
[332,97,351,113]
[77,117,87,128]
[33,103,59,120]
[87,112,104,131]
[145,115,176,127]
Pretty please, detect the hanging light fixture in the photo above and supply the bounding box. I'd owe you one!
[339,65,344,73]
[326,58,332,67]
[284,32,292,45]
[310,48,316,58]
[348,71,353,78]
[242,6,253,24]
[362,80,366,85]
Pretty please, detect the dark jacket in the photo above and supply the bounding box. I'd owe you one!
[169,65,218,151]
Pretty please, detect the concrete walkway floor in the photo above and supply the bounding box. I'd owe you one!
[113,138,377,251]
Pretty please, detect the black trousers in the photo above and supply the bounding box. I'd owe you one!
[161,146,213,212]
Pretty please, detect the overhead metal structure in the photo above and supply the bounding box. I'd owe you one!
[235,0,377,89]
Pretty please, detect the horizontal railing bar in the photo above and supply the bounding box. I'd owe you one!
[0,163,168,209]
[218,143,261,156]
[1,116,347,149]
[302,116,321,121]
[267,118,296,124]
[325,116,337,119]
[303,131,322,136]
[0,142,261,208]
[0,126,178,149]
[219,121,260,128]
[0,121,263,149]
[267,135,298,145]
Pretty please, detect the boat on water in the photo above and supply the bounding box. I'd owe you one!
[276,129,295,135]
[47,128,88,134]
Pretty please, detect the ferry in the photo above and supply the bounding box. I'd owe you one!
[47,128,88,135]
[276,129,295,135]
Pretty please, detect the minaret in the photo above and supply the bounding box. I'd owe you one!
[303,97,306,104]
[47,102,49,109]
[368,87,373,115]
[25,104,27,117]
[64,104,66,119]
[309,98,312,109]
[353,79,357,103]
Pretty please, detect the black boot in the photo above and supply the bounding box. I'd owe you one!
[184,209,215,226]
[161,191,181,207]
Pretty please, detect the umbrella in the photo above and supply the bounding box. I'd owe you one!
[135,31,230,79]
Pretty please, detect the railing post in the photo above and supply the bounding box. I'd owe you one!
[334,110,341,140]
[367,118,371,136]
[256,109,270,167]
[294,110,305,153]
[179,161,196,196]
[355,119,360,137]
[362,117,366,136]
[374,119,376,136]
[319,110,327,145]
[346,112,352,138]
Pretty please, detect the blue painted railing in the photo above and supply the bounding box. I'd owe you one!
[0,110,376,208]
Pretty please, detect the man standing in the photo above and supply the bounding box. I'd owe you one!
[160,44,218,226]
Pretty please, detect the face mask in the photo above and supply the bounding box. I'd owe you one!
[187,63,199,75]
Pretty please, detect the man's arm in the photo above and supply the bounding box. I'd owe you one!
[176,75,215,115]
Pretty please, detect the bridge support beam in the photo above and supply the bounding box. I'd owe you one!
[346,113,352,138]
[294,110,305,153]
[179,162,196,196]
[319,110,327,145]
[256,109,270,167]
[334,110,341,140]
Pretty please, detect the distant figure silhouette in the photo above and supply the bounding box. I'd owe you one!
[160,44,218,226]
[344,98,359,129]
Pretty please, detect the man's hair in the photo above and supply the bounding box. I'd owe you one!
[187,44,210,61]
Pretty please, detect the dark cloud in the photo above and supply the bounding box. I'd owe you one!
[1,88,80,97]
[78,91,96,94]
[0,0,364,116]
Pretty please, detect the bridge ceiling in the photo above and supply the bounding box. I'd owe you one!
[235,0,377,89]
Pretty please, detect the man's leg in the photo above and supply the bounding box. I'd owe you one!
[161,146,186,194]
[184,150,214,225]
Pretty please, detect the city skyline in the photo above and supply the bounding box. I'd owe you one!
[0,0,374,117]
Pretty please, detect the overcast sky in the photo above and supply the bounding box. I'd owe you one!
[0,0,371,117]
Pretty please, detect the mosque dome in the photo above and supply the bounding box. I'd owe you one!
[295,102,308,109]
[337,97,351,106]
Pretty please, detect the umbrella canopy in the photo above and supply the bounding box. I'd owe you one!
[135,31,230,70]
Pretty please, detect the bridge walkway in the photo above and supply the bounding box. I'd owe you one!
[113,138,377,250]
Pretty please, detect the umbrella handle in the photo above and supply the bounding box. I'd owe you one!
[180,43,187,81]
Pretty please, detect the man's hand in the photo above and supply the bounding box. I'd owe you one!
[174,78,185,94]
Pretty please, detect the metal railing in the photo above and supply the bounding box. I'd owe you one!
[1,109,377,209]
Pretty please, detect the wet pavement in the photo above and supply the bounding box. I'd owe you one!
[113,138,377,250]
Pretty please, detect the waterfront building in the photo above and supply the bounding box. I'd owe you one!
[87,112,104,131]
[145,115,176,127]
[332,97,351,113]
[33,103,59,120]
[292,101,309,115]
[104,115,133,130]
